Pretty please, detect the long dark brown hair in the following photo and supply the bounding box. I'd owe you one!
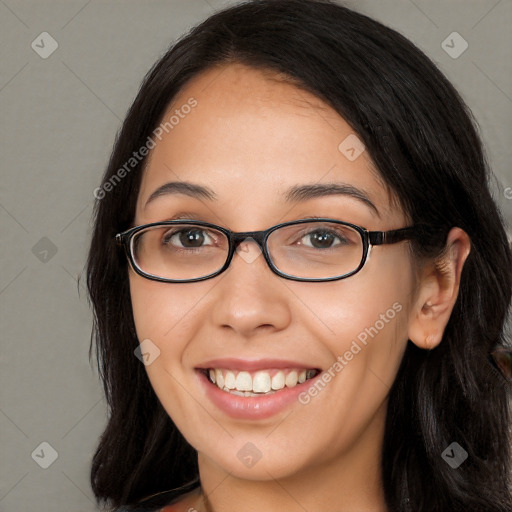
[85,1,512,510]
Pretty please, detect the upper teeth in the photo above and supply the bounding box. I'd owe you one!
[208,368,317,395]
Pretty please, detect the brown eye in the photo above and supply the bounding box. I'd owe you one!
[163,228,211,249]
[299,229,349,249]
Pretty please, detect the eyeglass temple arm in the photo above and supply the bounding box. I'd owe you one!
[369,227,418,246]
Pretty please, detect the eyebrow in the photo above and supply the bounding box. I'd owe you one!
[144,180,379,216]
[145,181,217,209]
[284,182,379,216]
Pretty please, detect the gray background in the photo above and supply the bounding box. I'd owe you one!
[1,1,511,511]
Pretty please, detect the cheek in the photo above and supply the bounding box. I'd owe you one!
[286,264,413,448]
[297,269,411,346]
[128,273,221,400]
[128,274,205,425]
[298,250,415,385]
[129,273,210,341]
[128,275,194,392]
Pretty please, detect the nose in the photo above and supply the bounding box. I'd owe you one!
[209,238,292,338]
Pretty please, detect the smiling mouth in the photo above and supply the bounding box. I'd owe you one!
[200,368,321,397]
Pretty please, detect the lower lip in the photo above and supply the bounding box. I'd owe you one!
[196,370,319,420]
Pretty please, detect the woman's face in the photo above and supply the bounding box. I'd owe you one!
[129,63,417,482]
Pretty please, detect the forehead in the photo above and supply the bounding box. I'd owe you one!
[136,63,394,225]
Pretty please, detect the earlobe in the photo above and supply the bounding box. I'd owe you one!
[423,333,438,350]
[408,227,471,350]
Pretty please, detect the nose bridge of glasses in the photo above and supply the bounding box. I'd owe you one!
[230,230,268,251]
[217,229,271,276]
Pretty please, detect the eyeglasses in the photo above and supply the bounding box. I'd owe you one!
[115,218,418,283]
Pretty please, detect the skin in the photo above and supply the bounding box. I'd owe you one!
[128,63,470,512]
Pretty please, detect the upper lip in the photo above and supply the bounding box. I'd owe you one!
[196,358,321,371]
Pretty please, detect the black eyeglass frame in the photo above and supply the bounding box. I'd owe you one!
[115,218,418,283]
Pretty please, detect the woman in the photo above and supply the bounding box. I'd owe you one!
[86,1,512,511]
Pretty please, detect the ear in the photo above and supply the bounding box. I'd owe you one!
[408,227,471,350]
